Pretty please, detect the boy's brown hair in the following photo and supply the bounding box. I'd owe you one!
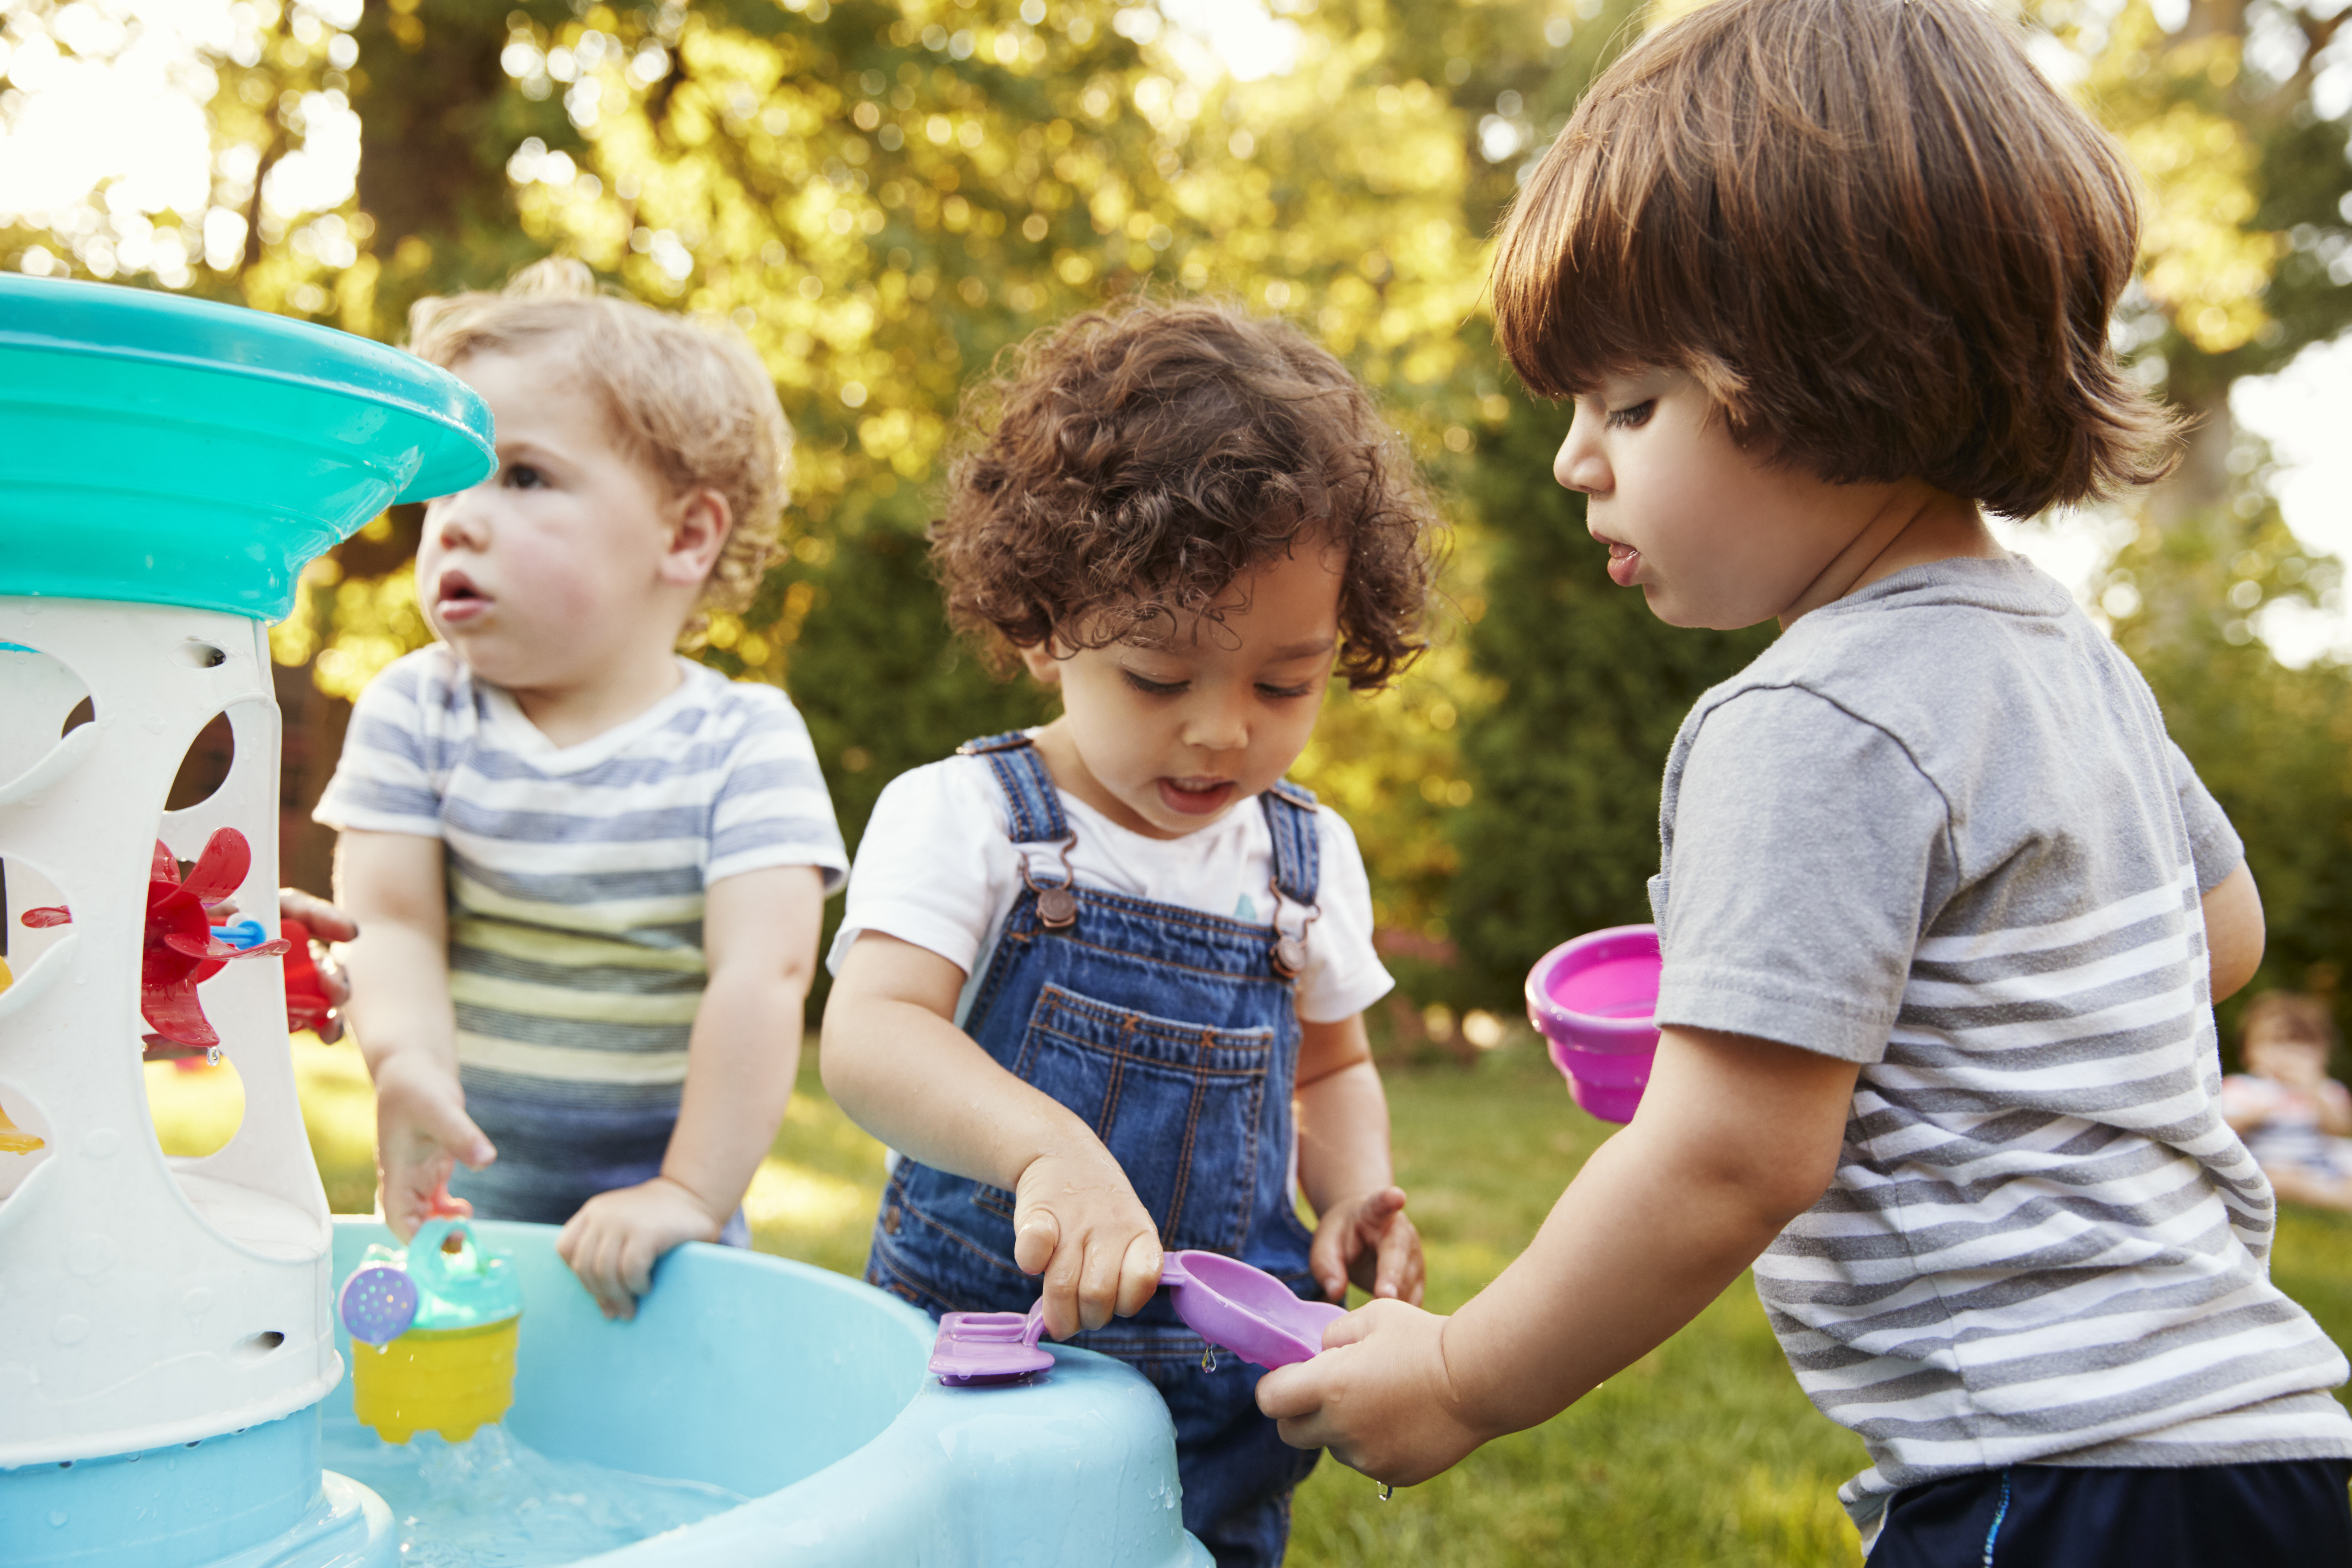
[2243,992,2339,1054]
[407,259,789,616]
[1491,0,2174,519]
[932,299,1440,690]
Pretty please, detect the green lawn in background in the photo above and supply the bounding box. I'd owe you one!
[147,1038,2352,1567]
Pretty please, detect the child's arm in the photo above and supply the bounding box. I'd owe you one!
[1258,1025,1856,1485]
[821,932,1163,1340]
[557,865,825,1320]
[1295,1014,1423,1305]
[334,829,496,1240]
[2204,862,2264,1004]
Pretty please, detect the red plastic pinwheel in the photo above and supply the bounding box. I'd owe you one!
[18,828,289,1053]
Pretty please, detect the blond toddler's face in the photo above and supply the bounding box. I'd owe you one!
[416,349,688,697]
[1020,543,1344,841]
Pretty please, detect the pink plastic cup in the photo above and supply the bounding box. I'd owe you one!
[1525,924,1662,1124]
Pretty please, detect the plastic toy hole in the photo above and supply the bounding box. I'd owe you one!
[2,853,74,979]
[0,643,96,793]
[173,640,228,669]
[165,711,235,811]
[146,1048,242,1158]
[0,1087,54,1201]
[443,1230,466,1254]
[232,1330,285,1361]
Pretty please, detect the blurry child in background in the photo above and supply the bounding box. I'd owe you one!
[318,260,845,1319]
[821,300,1433,1566]
[2223,992,2352,1210]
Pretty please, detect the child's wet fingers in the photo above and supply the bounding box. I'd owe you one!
[1075,1231,1127,1330]
[1113,1231,1163,1317]
[1013,1208,1060,1277]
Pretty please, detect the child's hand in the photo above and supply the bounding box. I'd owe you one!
[1309,1184,1424,1305]
[372,1052,495,1242]
[1255,1298,1490,1487]
[556,1176,725,1321]
[277,887,355,1041]
[1011,1143,1164,1341]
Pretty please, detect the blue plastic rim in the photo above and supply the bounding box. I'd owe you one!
[0,275,493,620]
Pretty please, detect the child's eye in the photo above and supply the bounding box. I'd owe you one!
[1121,670,1187,697]
[1604,400,1656,431]
[1256,682,1315,700]
[504,463,547,489]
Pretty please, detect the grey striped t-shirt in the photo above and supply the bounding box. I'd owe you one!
[315,646,846,1225]
[1651,555,2352,1526]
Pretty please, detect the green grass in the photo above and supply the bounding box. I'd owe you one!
[147,1039,2352,1566]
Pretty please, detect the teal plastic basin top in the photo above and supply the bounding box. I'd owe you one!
[325,1220,1215,1568]
[0,275,493,619]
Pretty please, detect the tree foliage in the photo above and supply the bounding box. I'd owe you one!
[4,0,2350,1030]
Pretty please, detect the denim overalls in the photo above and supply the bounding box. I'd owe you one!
[865,732,1325,1567]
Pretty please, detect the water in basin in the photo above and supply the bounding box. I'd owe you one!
[322,1423,744,1567]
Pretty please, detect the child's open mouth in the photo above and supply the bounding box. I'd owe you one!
[1157,778,1235,817]
[435,570,493,625]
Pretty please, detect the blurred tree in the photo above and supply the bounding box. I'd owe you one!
[0,0,1510,953]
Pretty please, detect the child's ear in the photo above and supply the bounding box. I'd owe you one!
[659,489,731,586]
[1015,640,1064,686]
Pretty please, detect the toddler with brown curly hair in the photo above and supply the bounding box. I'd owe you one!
[318,259,845,1320]
[820,299,1439,1567]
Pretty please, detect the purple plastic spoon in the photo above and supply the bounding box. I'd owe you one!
[1160,1251,1346,1370]
[929,1297,1053,1384]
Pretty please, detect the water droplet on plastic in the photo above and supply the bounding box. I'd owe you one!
[48,1510,67,1527]
[1200,1346,1216,1373]
[1379,1483,1394,1502]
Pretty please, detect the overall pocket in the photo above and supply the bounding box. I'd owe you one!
[975,983,1276,1255]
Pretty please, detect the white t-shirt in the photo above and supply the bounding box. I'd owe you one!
[828,749,1392,1028]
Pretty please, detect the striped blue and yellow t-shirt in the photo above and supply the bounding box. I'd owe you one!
[315,645,846,1225]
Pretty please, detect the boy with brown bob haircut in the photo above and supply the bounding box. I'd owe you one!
[1258,1,2352,1560]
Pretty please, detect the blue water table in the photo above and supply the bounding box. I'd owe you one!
[0,276,1211,1567]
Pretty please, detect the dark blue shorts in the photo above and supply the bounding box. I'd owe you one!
[1868,1461,2352,1566]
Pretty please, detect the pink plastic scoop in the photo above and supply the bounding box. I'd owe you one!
[1159,1250,1345,1370]
[928,1251,1347,1385]
[929,1298,1053,1384]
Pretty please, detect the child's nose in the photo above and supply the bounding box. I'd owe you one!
[430,492,490,551]
[1554,423,1609,496]
[1182,689,1250,754]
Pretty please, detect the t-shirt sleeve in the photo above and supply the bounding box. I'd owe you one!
[1295,807,1394,1025]
[826,761,1015,978]
[705,688,850,892]
[1652,685,1949,1065]
[311,653,448,838]
[2168,741,2245,895]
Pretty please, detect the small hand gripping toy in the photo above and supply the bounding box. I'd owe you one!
[928,1250,1347,1385]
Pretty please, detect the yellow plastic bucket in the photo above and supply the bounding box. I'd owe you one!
[349,1316,521,1444]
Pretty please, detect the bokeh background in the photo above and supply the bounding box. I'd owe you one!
[7,0,2349,1046]
[7,0,2352,1560]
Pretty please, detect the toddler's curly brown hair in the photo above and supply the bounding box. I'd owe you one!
[932,300,1442,690]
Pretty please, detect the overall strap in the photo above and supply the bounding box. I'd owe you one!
[1259,778,1320,907]
[955,731,1071,846]
[1259,780,1321,979]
